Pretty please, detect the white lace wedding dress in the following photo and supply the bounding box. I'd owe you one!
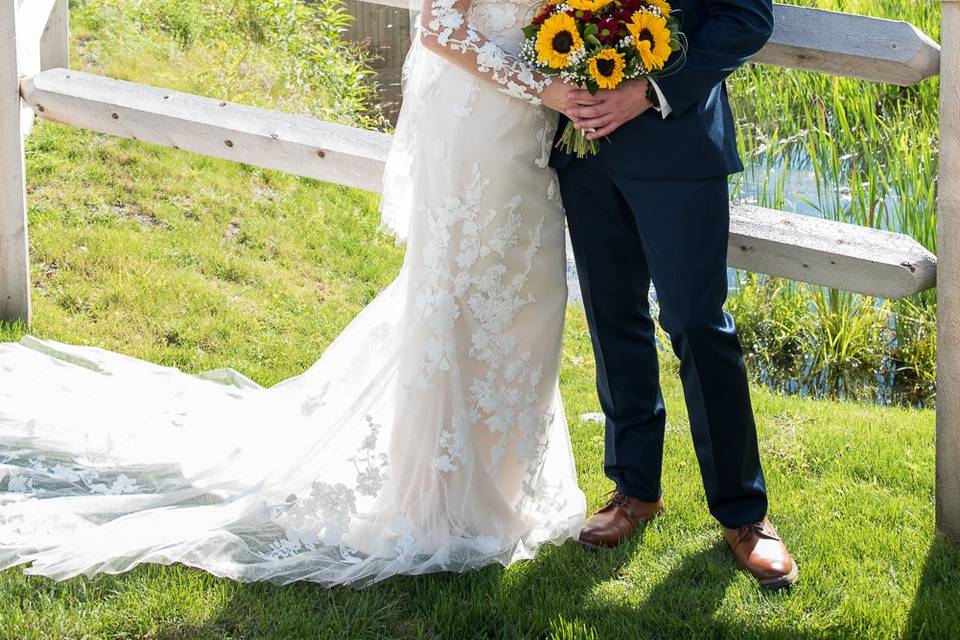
[0,0,586,587]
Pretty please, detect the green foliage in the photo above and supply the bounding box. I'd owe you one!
[69,0,382,127]
[726,0,940,406]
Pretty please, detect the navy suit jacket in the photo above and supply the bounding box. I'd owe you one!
[549,0,774,180]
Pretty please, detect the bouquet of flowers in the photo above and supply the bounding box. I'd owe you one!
[520,0,686,157]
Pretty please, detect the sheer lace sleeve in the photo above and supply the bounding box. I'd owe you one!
[419,0,552,105]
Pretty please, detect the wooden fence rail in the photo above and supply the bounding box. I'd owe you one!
[20,69,393,193]
[18,67,939,300]
[755,4,941,85]
[1,0,959,540]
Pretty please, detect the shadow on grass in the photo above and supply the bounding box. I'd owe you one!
[903,535,960,640]
[134,525,786,639]
[6,522,816,639]
[147,528,646,638]
[502,535,741,638]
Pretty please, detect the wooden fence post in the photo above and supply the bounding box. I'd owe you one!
[937,0,960,542]
[41,0,70,71]
[0,0,32,326]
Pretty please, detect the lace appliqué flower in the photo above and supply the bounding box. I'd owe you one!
[420,0,552,105]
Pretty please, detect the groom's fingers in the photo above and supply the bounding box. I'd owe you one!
[572,93,605,105]
[568,105,612,120]
[573,116,613,131]
[586,122,622,140]
[570,89,604,105]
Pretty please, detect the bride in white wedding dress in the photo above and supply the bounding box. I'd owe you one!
[0,0,588,586]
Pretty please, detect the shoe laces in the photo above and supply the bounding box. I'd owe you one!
[597,489,629,513]
[735,520,780,543]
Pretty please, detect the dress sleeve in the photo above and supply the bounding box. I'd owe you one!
[418,0,553,106]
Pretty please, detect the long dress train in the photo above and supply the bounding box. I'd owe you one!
[0,0,585,587]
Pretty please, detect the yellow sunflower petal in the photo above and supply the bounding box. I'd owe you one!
[587,49,626,90]
[535,13,584,69]
[568,0,613,11]
[627,12,672,71]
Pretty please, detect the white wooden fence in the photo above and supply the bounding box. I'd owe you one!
[1,0,959,540]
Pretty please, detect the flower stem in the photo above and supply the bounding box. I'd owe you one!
[558,121,600,158]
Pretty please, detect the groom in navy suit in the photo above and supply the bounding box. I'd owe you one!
[551,0,797,587]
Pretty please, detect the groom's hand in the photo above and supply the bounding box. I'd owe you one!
[569,79,653,140]
[541,80,603,118]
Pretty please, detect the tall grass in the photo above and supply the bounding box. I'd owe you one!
[69,0,383,127]
[725,0,941,406]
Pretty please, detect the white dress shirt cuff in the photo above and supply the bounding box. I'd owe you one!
[647,78,672,119]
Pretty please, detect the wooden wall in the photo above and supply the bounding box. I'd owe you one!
[343,0,412,124]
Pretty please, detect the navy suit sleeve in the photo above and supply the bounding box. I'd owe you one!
[653,0,774,118]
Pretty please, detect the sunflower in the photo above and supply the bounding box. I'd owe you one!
[627,12,672,71]
[642,0,671,15]
[588,49,626,89]
[567,0,613,11]
[535,13,584,69]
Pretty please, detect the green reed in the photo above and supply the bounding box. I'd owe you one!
[723,0,941,406]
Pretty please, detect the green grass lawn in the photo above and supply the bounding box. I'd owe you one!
[2,1,959,638]
[3,120,959,640]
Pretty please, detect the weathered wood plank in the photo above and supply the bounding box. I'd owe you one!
[936,0,960,543]
[15,0,56,130]
[359,0,942,85]
[15,0,56,47]
[754,4,941,85]
[358,0,408,10]
[40,0,69,71]
[1,1,33,325]
[20,68,938,300]
[729,204,936,299]
[20,68,393,193]
[14,0,57,139]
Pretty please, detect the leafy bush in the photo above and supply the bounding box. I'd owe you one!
[70,0,381,127]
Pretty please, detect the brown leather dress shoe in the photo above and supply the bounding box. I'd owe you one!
[723,518,798,589]
[577,490,664,549]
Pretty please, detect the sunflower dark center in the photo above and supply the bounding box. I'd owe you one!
[552,31,574,54]
[638,29,654,47]
[596,57,616,76]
